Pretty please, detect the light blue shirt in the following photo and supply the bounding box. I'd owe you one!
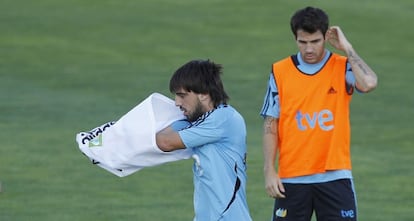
[260,50,355,183]
[179,104,252,221]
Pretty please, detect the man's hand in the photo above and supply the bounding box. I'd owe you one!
[326,26,353,52]
[264,169,286,198]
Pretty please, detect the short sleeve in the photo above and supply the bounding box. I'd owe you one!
[260,74,280,118]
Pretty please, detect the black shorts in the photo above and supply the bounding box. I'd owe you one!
[272,179,357,221]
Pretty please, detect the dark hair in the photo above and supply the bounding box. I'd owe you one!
[290,6,329,39]
[169,59,229,107]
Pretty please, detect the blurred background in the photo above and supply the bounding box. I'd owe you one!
[1,0,413,220]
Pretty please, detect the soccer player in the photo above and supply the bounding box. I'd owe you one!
[156,59,252,221]
[260,6,378,221]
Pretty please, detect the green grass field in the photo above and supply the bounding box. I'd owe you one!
[1,0,413,220]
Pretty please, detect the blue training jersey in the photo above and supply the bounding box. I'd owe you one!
[260,50,355,184]
[179,104,252,221]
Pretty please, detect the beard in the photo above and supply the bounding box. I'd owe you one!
[186,100,204,122]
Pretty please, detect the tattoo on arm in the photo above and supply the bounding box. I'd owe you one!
[348,50,370,76]
[264,117,277,135]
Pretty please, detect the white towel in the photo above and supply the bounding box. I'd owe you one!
[75,92,193,177]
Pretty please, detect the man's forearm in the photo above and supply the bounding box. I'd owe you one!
[346,47,378,92]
